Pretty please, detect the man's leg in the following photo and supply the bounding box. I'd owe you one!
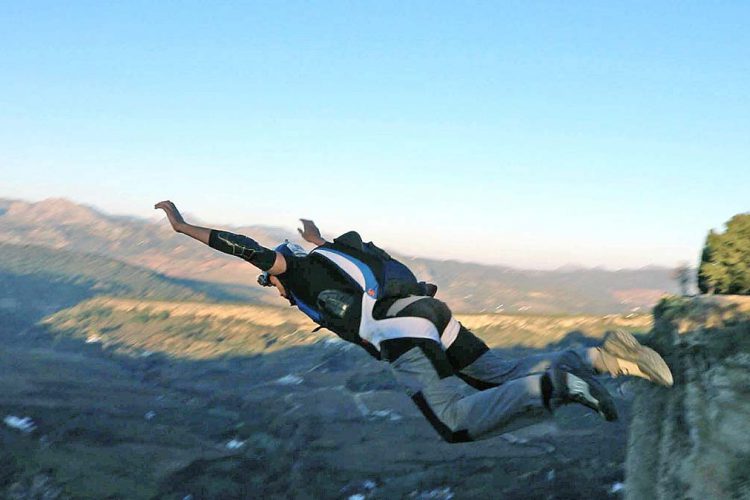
[444,325,589,389]
[382,297,593,389]
[446,326,673,388]
[381,337,550,443]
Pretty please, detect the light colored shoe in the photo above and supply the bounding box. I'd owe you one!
[600,329,674,387]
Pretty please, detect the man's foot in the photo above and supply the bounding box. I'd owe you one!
[543,351,618,421]
[597,330,674,386]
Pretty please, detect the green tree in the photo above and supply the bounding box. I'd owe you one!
[698,213,750,295]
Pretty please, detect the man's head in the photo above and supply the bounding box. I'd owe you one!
[268,274,288,298]
[258,268,291,300]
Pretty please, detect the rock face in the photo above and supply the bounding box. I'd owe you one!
[626,296,750,500]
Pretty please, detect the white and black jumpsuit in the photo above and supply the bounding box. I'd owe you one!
[209,229,589,443]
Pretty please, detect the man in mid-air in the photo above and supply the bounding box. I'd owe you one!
[155,200,673,443]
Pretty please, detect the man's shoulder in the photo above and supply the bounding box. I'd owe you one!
[285,252,331,273]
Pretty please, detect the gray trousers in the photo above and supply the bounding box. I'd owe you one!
[378,296,592,443]
[387,335,589,442]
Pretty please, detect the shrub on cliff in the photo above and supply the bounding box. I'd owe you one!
[698,213,750,295]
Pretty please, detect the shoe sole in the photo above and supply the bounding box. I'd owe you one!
[604,330,674,386]
[565,372,619,421]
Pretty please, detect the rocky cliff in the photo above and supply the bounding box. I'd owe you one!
[626,296,750,500]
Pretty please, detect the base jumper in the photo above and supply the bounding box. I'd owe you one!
[155,200,673,443]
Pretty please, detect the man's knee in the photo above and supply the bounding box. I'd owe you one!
[411,391,474,444]
[382,338,475,443]
[381,338,453,377]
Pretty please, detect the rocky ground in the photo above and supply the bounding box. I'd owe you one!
[1,314,638,499]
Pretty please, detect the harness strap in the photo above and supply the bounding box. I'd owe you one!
[386,296,429,316]
[312,248,379,298]
[289,291,322,323]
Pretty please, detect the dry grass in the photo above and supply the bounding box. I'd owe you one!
[42,297,654,360]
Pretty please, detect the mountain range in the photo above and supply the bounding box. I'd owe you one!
[0,197,679,314]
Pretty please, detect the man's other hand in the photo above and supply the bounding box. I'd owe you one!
[154,200,186,232]
[298,219,326,246]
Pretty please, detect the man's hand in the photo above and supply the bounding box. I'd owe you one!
[154,200,186,232]
[298,219,326,246]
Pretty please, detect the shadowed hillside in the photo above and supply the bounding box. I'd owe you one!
[1,299,644,499]
[0,243,264,337]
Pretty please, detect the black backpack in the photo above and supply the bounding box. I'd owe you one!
[326,231,425,299]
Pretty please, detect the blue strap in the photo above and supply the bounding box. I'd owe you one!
[290,291,322,323]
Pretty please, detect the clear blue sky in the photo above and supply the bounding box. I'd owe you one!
[1,1,748,269]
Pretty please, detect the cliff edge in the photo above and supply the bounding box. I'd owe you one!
[626,296,750,500]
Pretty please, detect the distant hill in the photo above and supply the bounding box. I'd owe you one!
[0,243,264,335]
[400,256,673,314]
[0,197,679,314]
[0,197,292,293]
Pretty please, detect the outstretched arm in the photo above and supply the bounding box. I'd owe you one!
[154,200,287,275]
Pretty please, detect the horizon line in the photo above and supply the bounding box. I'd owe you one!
[0,194,688,273]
